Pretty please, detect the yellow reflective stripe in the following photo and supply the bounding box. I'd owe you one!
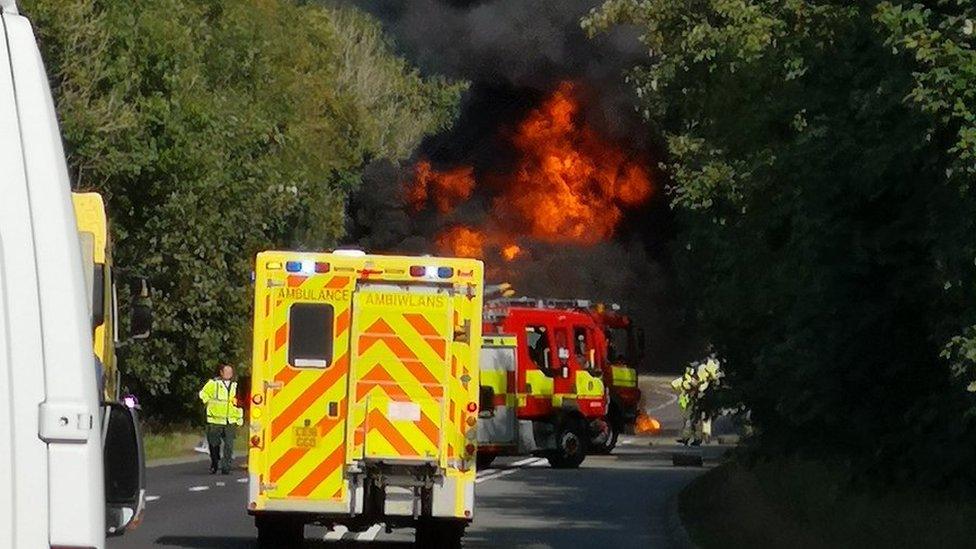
[575,370,605,398]
[482,335,517,347]
[524,370,554,395]
[611,365,638,388]
[480,370,507,393]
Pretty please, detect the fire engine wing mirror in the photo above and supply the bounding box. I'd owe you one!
[103,401,146,536]
[129,278,152,340]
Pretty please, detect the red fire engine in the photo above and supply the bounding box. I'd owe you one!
[477,300,608,468]
[488,298,644,453]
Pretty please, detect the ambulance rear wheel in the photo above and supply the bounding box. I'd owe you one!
[416,519,465,548]
[256,514,304,548]
[547,417,587,469]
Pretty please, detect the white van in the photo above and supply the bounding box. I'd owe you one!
[0,1,145,547]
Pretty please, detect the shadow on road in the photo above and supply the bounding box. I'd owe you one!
[154,536,413,548]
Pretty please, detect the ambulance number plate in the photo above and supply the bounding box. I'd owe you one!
[293,426,318,448]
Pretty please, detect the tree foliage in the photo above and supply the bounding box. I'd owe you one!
[586,1,976,485]
[22,0,464,419]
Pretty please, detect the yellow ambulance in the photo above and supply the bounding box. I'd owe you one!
[247,250,483,547]
[72,192,152,402]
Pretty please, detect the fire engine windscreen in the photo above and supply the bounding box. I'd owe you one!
[288,303,334,368]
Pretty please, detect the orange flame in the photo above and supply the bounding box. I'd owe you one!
[409,81,653,260]
[497,82,652,244]
[501,244,522,261]
[407,160,475,213]
[435,226,485,258]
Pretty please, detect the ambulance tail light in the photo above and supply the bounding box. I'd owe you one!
[409,265,426,277]
[314,262,331,273]
[464,443,476,456]
[250,435,262,448]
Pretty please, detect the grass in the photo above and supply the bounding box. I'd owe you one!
[679,457,976,549]
[142,426,247,462]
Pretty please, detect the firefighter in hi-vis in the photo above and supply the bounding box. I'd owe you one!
[199,364,245,474]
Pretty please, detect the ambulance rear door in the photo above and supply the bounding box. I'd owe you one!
[347,282,454,465]
[257,268,354,505]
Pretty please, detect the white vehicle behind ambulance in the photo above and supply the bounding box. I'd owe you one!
[0,1,145,547]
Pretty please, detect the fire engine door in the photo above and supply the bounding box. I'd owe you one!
[551,327,574,398]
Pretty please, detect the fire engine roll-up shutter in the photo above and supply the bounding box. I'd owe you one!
[348,282,453,463]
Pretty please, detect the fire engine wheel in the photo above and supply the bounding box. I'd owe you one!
[476,452,496,469]
[547,417,588,469]
[416,519,466,548]
[256,514,305,548]
[592,420,620,455]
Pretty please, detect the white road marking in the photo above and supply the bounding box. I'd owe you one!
[237,478,248,483]
[145,495,160,502]
[324,525,348,540]
[215,481,226,487]
[509,457,539,467]
[645,390,678,412]
[356,524,383,541]
[188,486,210,492]
[529,459,548,467]
[476,467,525,483]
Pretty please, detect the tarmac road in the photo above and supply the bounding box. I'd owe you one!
[110,376,716,549]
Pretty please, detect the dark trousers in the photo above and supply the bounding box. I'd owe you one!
[206,423,236,472]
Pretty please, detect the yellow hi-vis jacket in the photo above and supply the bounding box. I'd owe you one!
[199,378,244,425]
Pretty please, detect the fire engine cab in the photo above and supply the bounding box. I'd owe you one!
[478,301,607,468]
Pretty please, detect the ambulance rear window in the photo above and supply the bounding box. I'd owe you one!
[288,303,334,368]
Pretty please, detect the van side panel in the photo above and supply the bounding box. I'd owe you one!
[0,12,48,548]
[7,12,105,548]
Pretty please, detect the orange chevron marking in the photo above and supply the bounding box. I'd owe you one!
[275,365,300,386]
[289,445,344,497]
[275,324,287,351]
[270,447,309,482]
[363,318,396,336]
[367,408,420,457]
[416,411,440,448]
[271,354,347,440]
[287,275,305,287]
[335,309,350,338]
[404,313,447,358]
[326,276,350,289]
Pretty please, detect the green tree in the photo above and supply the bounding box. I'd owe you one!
[23,0,464,419]
[586,1,976,485]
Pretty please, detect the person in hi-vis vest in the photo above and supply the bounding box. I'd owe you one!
[198,364,244,474]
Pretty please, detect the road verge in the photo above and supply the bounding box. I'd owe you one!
[678,457,976,548]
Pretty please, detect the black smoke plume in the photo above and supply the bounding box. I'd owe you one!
[343,0,700,372]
